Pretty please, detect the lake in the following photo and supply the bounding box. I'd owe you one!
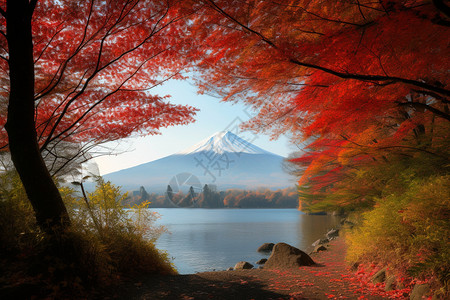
[152,208,340,274]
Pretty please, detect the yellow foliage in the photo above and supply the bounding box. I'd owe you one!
[0,172,176,298]
[0,170,43,253]
[62,177,176,276]
[347,175,450,290]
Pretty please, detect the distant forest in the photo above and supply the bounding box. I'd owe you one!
[123,185,298,208]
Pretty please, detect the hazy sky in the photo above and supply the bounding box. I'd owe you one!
[93,79,296,175]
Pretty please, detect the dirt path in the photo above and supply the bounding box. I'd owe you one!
[108,238,402,299]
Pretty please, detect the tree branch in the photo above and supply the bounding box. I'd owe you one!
[206,0,450,97]
[412,89,450,104]
[396,101,450,121]
[433,0,450,18]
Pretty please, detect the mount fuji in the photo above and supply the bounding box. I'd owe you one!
[103,131,295,193]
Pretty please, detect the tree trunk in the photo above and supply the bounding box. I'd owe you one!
[5,0,71,235]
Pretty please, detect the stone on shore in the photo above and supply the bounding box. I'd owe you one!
[326,229,339,240]
[312,245,327,253]
[340,219,355,228]
[385,275,396,291]
[234,261,254,270]
[256,258,267,265]
[312,238,329,247]
[371,268,386,284]
[264,243,315,270]
[410,283,430,300]
[257,243,275,252]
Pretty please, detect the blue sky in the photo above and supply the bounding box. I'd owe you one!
[93,79,296,175]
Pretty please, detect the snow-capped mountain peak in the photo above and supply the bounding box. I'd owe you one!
[100,130,293,193]
[177,131,273,155]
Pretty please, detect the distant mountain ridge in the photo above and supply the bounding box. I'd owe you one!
[103,131,294,193]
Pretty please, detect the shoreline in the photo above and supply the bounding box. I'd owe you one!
[106,236,397,299]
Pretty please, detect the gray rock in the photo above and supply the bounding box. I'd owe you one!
[410,283,430,300]
[371,268,386,284]
[312,245,327,253]
[257,243,275,252]
[256,258,267,265]
[234,261,254,270]
[227,267,234,271]
[326,229,339,240]
[312,238,329,247]
[385,275,396,291]
[264,243,315,270]
[344,220,355,227]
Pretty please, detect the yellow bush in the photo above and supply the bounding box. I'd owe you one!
[0,171,42,255]
[1,173,176,298]
[347,175,450,290]
[63,177,176,276]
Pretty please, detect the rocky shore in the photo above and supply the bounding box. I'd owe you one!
[104,228,419,299]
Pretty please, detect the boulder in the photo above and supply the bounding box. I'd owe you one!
[257,243,275,252]
[326,229,339,240]
[256,258,267,265]
[227,267,234,271]
[312,238,329,247]
[385,275,396,291]
[350,262,359,271]
[264,243,315,269]
[234,261,254,270]
[312,245,327,253]
[410,283,430,300]
[371,268,386,284]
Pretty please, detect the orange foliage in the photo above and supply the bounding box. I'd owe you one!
[189,0,449,206]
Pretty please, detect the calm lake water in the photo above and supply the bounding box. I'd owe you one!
[152,208,340,274]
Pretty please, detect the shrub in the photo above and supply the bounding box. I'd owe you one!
[347,175,450,292]
[63,177,176,277]
[0,173,175,298]
[0,171,41,256]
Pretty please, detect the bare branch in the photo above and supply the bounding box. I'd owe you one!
[396,101,450,121]
[433,0,450,18]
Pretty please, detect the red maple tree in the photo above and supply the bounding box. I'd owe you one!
[0,0,198,233]
[191,0,449,208]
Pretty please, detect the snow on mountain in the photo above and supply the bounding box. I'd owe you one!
[177,131,273,155]
[102,131,294,193]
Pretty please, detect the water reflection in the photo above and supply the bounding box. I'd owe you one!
[296,214,340,251]
[152,209,340,274]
